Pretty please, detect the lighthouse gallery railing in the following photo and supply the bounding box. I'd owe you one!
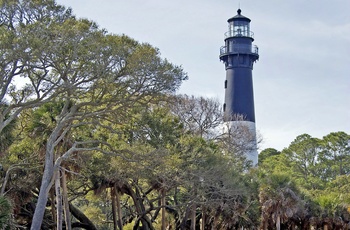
[220,44,259,56]
[224,30,254,39]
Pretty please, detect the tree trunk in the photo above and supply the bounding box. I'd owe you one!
[111,186,118,230]
[276,214,281,230]
[291,222,295,230]
[212,213,218,230]
[201,206,205,230]
[262,220,268,230]
[129,184,154,230]
[1,166,14,195]
[31,150,55,230]
[50,188,57,230]
[116,189,123,230]
[55,172,63,230]
[180,206,191,230]
[161,189,166,230]
[191,203,196,230]
[69,203,97,230]
[61,170,71,230]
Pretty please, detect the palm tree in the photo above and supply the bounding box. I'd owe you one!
[259,173,302,230]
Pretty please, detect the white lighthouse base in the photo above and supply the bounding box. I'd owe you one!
[222,121,258,166]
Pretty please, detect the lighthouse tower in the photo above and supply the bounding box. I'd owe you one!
[219,9,259,165]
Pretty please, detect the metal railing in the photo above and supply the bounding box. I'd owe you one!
[224,30,254,39]
[220,44,259,56]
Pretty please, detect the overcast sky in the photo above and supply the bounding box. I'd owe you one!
[55,0,350,151]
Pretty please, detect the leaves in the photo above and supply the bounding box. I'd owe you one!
[0,195,12,229]
[259,131,350,228]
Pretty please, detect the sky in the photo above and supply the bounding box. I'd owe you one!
[55,0,350,151]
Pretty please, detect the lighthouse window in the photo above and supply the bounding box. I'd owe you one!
[224,80,227,88]
[234,21,250,37]
[229,24,234,34]
[223,103,226,112]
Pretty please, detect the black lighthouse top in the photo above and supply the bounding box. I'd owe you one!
[224,9,254,40]
[219,9,258,64]
[228,9,251,22]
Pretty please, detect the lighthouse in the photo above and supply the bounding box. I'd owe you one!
[219,9,259,165]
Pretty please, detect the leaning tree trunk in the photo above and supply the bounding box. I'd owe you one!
[69,203,97,230]
[61,169,72,230]
[31,156,55,229]
[50,188,57,230]
[128,184,154,230]
[31,135,58,230]
[55,172,63,230]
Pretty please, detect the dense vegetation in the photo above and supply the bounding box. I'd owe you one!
[1,0,350,229]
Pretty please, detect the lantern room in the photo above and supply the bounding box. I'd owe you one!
[225,9,254,39]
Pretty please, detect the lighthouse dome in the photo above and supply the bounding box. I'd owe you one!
[228,9,251,22]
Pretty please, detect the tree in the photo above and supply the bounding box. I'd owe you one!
[217,119,261,170]
[282,134,323,190]
[169,95,222,140]
[259,173,303,230]
[320,131,350,178]
[258,148,280,165]
[0,1,187,227]
[0,0,74,133]
[31,37,185,230]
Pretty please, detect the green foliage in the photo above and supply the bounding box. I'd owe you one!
[259,131,350,228]
[130,106,184,148]
[258,148,280,165]
[78,191,110,229]
[314,175,350,215]
[321,132,350,178]
[0,195,12,229]
[259,172,304,229]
